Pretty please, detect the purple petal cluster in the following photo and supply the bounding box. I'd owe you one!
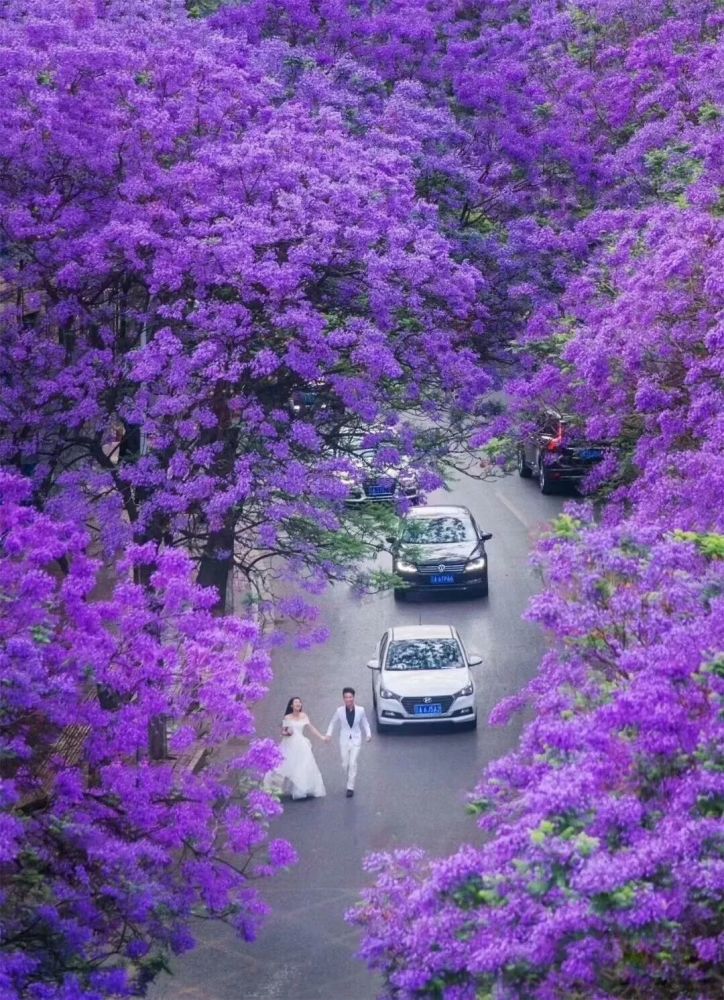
[2,0,723,995]
[0,475,290,996]
[292,0,724,995]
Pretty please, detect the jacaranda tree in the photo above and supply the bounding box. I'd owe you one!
[0,0,491,994]
[3,0,723,996]
[347,1,724,996]
[351,516,724,998]
[0,0,490,615]
[0,471,294,997]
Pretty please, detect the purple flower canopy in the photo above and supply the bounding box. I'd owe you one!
[0,471,291,996]
[244,0,723,996]
[0,0,491,994]
[1,0,723,997]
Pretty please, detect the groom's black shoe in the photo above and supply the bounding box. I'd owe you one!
[346,789,354,798]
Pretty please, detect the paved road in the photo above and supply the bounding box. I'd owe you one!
[150,470,567,1000]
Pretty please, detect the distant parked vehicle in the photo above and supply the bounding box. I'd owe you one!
[517,408,607,494]
[367,624,481,731]
[289,381,342,420]
[335,428,420,506]
[388,505,492,599]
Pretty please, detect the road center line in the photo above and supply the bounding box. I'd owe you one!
[493,489,533,530]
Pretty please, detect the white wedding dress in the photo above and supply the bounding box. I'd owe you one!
[265,717,326,800]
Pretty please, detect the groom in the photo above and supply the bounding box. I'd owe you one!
[325,687,372,797]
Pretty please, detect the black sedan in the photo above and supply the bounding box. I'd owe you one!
[335,429,419,506]
[517,408,609,494]
[389,505,492,599]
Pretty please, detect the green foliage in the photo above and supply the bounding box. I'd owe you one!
[529,819,555,845]
[672,530,724,559]
[698,102,720,123]
[645,144,704,200]
[548,513,583,540]
[534,103,554,121]
[31,624,52,644]
[186,0,226,18]
[592,883,638,913]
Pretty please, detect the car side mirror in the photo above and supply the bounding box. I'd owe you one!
[481,533,493,542]
[468,654,483,667]
[366,659,379,670]
[385,535,396,545]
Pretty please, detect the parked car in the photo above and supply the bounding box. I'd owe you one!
[367,625,481,731]
[389,505,491,599]
[289,381,342,421]
[517,408,607,494]
[335,429,420,506]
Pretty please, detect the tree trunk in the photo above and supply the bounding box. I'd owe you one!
[196,523,235,613]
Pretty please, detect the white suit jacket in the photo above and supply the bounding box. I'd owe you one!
[326,705,371,747]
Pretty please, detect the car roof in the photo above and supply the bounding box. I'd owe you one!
[388,625,456,641]
[543,407,579,423]
[405,505,472,519]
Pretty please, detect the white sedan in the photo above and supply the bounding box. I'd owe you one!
[367,625,481,731]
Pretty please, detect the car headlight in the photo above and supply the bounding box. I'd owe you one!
[454,683,474,698]
[379,687,400,700]
[464,556,486,573]
[395,559,418,574]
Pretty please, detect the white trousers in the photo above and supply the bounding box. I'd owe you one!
[340,741,361,790]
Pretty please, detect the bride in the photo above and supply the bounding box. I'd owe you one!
[265,697,326,800]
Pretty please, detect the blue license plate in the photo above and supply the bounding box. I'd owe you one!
[431,574,455,584]
[580,448,602,460]
[370,485,392,497]
[414,703,442,716]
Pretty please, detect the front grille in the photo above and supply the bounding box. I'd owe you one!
[418,563,466,575]
[364,479,396,498]
[401,695,454,714]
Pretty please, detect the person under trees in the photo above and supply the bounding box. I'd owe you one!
[0,471,294,997]
[0,0,491,995]
[3,0,723,997]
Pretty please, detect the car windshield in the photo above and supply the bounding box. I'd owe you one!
[401,516,474,545]
[337,435,381,456]
[385,638,464,671]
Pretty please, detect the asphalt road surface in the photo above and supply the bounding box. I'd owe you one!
[150,470,567,1000]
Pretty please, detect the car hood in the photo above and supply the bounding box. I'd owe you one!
[399,541,478,563]
[381,667,472,698]
[366,465,403,480]
[352,457,416,481]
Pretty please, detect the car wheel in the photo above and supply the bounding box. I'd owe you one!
[539,461,555,495]
[475,573,489,598]
[393,588,406,602]
[464,715,478,731]
[517,446,533,478]
[376,716,391,734]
